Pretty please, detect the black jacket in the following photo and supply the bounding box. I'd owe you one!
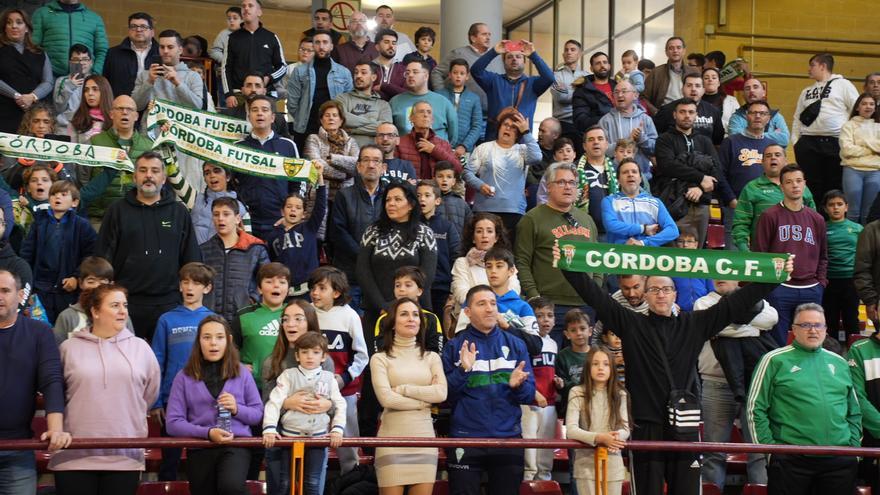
[562,270,776,424]
[200,231,269,322]
[103,38,159,98]
[653,99,725,145]
[221,104,290,138]
[329,175,385,281]
[571,75,616,134]
[0,241,33,310]
[96,188,201,304]
[223,25,286,97]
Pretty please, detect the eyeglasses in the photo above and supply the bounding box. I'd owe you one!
[113,106,137,113]
[281,315,308,324]
[298,47,314,53]
[128,24,152,31]
[747,111,770,117]
[792,322,827,330]
[552,179,578,188]
[376,132,398,138]
[645,286,675,294]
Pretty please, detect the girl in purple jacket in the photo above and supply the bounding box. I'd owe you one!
[165,315,263,495]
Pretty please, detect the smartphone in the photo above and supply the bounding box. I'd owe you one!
[504,40,523,52]
[148,55,165,74]
[69,62,83,77]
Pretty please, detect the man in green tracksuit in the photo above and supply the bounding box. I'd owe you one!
[748,302,861,493]
[847,335,880,491]
[732,143,815,252]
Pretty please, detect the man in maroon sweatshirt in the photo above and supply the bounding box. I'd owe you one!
[753,164,827,345]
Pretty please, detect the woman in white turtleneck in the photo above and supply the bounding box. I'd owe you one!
[0,9,53,133]
[370,297,447,494]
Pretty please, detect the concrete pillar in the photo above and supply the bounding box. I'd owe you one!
[440,0,503,55]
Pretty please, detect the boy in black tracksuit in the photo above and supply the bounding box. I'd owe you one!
[417,180,460,312]
[561,269,779,495]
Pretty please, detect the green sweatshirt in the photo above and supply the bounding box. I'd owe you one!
[748,340,862,447]
[732,175,816,252]
[232,303,284,389]
[847,336,880,438]
[555,347,588,411]
[827,219,863,279]
[515,204,602,306]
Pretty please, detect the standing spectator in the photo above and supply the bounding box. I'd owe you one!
[652,73,725,145]
[430,22,503,114]
[372,29,406,101]
[442,286,536,494]
[374,5,415,64]
[208,7,241,66]
[792,53,860,205]
[671,229,714,311]
[616,49,646,94]
[464,107,541,240]
[31,0,108,77]
[374,122,417,182]
[390,59,457,141]
[49,284,161,495]
[132,29,204,111]
[865,72,880,102]
[103,12,158,98]
[417,180,460,315]
[516,162,601,346]
[686,53,705,72]
[0,8,54,133]
[331,11,377,75]
[732,144,817,252]
[602,158,679,247]
[411,26,437,72]
[53,44,94,129]
[599,80,658,181]
[552,40,588,146]
[302,8,343,46]
[748,303,861,494]
[822,190,863,343]
[304,100,360,200]
[704,51,751,96]
[472,39,554,140]
[277,38,313,101]
[222,0,286,107]
[754,164,828,346]
[727,77,791,146]
[434,160,470,239]
[0,269,69,495]
[220,72,290,138]
[436,59,484,158]
[336,61,392,148]
[395,100,459,179]
[287,30,352,150]
[839,93,880,224]
[96,152,201,340]
[166,315,264,495]
[572,51,617,136]
[530,118,561,207]
[371,297,447,493]
[642,36,687,113]
[66,74,111,143]
[701,67,739,130]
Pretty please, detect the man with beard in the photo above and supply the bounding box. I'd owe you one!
[727,77,790,146]
[221,71,290,138]
[373,122,417,183]
[572,51,616,135]
[652,73,724,145]
[373,29,406,100]
[97,151,200,340]
[390,59,457,142]
[336,61,392,147]
[302,8,343,46]
[331,11,377,74]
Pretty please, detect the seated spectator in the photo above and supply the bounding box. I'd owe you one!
[436,58,484,157]
[65,74,112,144]
[599,80,657,181]
[727,77,790,146]
[336,61,392,148]
[221,72,290,139]
[0,9,54,133]
[208,7,241,66]
[396,101,459,179]
[671,228,714,312]
[48,284,161,495]
[373,29,406,101]
[839,93,880,224]
[701,67,739,130]
[53,44,95,129]
[166,315,264,495]
[304,100,360,200]
[330,11,377,75]
[602,158,679,246]
[572,51,616,136]
[390,59,457,142]
[652,73,724,145]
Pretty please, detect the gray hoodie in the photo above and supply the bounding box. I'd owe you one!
[598,104,658,180]
[131,61,205,111]
[335,90,393,148]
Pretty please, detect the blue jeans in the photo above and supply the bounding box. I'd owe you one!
[271,445,328,495]
[349,284,364,317]
[700,379,766,490]
[0,450,35,495]
[766,284,824,346]
[842,167,880,224]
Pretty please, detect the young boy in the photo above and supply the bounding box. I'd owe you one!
[233,262,291,390]
[555,309,592,409]
[434,160,471,242]
[19,180,96,324]
[308,266,367,474]
[209,6,242,65]
[373,266,444,353]
[616,49,645,93]
[52,256,129,343]
[263,331,345,495]
[200,197,270,323]
[822,190,863,343]
[523,296,558,482]
[417,180,460,315]
[150,262,216,481]
[13,164,56,233]
[672,228,714,311]
[436,59,484,158]
[267,164,326,297]
[613,138,637,164]
[54,44,94,128]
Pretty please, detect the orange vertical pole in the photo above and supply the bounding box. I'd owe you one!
[289,441,305,495]
[594,446,608,495]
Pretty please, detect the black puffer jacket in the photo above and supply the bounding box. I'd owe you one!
[571,75,616,134]
[199,231,270,323]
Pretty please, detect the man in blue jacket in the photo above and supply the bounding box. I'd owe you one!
[443,285,536,495]
[471,39,554,141]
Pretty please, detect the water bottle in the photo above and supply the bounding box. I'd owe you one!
[217,402,232,433]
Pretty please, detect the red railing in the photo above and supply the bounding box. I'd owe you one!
[3,437,880,457]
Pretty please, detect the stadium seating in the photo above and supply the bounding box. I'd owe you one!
[520,480,563,494]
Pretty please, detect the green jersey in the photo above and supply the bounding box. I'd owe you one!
[233,303,284,388]
[732,175,816,252]
[827,219,863,279]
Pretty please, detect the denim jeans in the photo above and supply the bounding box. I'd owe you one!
[272,441,329,495]
[0,450,35,495]
[700,379,766,490]
[766,284,824,346]
[842,167,880,224]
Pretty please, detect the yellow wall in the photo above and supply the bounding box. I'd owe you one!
[676,0,880,133]
[88,0,440,62]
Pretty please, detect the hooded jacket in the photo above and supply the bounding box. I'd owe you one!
[599,105,658,179]
[336,89,393,147]
[49,327,161,472]
[31,0,109,76]
[96,187,201,305]
[102,37,159,98]
[571,75,616,134]
[200,231,269,323]
[131,61,205,111]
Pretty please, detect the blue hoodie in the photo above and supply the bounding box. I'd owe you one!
[151,305,216,408]
[672,277,714,312]
[442,325,536,438]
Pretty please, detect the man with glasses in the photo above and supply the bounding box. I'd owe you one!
[331,11,378,75]
[223,0,286,108]
[336,62,392,147]
[726,78,790,146]
[390,59,457,142]
[572,51,616,136]
[559,248,792,495]
[102,12,159,98]
[599,79,658,182]
[302,7,343,46]
[32,0,109,77]
[516,162,601,346]
[754,164,827,346]
[373,122,416,183]
[748,303,860,494]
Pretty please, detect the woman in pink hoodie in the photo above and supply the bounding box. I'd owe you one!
[49,284,161,495]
